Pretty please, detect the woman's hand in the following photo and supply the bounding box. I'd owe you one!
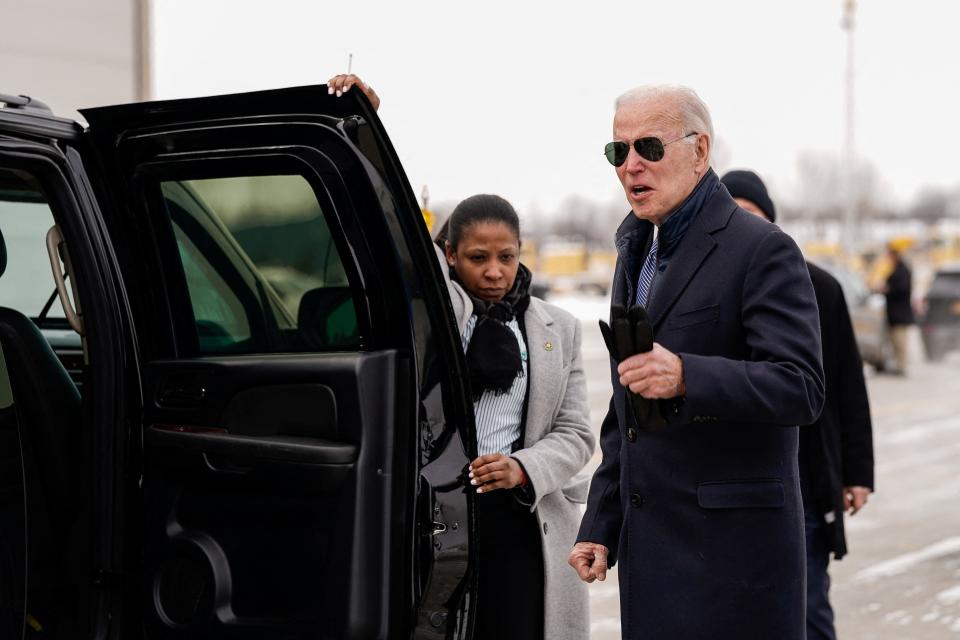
[326,74,380,111]
[469,454,525,493]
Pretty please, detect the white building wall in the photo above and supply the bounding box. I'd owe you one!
[0,0,147,120]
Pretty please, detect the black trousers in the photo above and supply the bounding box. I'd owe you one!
[473,488,544,640]
[805,508,837,640]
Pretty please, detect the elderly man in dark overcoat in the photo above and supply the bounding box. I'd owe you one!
[568,86,826,639]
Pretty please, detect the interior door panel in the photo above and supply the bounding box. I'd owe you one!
[143,351,400,638]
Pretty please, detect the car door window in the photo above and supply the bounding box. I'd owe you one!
[158,174,361,354]
[0,184,67,321]
[0,168,84,388]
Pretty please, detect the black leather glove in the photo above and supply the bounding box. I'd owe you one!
[599,304,667,431]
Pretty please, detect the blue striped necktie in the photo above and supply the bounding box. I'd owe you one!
[635,236,659,308]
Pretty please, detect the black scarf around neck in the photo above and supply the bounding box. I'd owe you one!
[455,263,533,400]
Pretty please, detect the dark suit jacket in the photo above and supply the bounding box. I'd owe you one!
[578,185,825,640]
[804,263,874,559]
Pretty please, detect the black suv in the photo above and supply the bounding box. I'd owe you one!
[0,88,479,639]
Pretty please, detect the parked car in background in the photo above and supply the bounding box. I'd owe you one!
[814,260,896,372]
[0,87,480,639]
[920,263,960,361]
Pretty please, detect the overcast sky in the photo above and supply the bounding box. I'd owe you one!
[152,0,958,216]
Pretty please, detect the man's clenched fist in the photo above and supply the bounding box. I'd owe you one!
[568,541,610,583]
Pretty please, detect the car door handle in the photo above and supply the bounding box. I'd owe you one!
[157,385,207,408]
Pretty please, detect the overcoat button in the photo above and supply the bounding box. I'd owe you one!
[543,522,548,534]
[626,427,637,442]
[630,493,643,508]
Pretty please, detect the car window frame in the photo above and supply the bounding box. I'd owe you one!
[130,153,371,358]
[1,126,135,637]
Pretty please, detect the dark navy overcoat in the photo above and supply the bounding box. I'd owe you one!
[578,184,825,639]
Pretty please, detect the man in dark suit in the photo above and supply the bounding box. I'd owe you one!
[884,245,914,375]
[723,169,875,640]
[568,87,825,639]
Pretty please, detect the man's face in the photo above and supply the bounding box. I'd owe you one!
[613,99,710,225]
[733,197,771,222]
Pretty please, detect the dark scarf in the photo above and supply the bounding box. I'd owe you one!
[657,168,721,257]
[455,263,533,400]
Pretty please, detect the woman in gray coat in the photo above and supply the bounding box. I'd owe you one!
[437,195,596,640]
[327,74,595,637]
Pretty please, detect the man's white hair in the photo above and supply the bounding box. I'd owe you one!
[614,85,714,154]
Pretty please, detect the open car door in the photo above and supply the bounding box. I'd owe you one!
[80,86,477,639]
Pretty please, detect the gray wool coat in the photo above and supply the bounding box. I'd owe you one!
[439,247,595,640]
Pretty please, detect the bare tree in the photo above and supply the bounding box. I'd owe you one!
[786,151,894,221]
[907,188,950,223]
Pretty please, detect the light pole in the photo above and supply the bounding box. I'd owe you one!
[841,0,857,249]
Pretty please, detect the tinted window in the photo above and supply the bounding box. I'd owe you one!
[159,174,361,354]
[0,169,82,385]
[0,174,67,320]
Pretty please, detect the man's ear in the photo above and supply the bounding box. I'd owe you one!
[445,241,456,266]
[695,133,711,172]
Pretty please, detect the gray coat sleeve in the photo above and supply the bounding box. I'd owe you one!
[512,319,596,511]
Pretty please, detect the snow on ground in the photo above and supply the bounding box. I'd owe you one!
[545,293,611,323]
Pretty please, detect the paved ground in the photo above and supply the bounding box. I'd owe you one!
[550,295,960,639]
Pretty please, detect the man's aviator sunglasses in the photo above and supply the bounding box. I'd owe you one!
[604,132,698,167]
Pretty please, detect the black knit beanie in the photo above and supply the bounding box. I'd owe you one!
[721,170,776,223]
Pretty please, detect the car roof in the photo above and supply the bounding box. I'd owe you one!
[0,93,80,139]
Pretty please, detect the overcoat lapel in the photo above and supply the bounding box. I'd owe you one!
[646,232,716,330]
[523,301,562,447]
[646,193,737,330]
[611,213,652,313]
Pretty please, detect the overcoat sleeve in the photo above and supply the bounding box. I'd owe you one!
[575,396,624,566]
[676,229,826,426]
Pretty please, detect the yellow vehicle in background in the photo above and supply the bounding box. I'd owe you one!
[528,239,615,296]
[930,235,960,267]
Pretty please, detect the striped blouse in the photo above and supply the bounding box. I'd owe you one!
[461,314,528,456]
